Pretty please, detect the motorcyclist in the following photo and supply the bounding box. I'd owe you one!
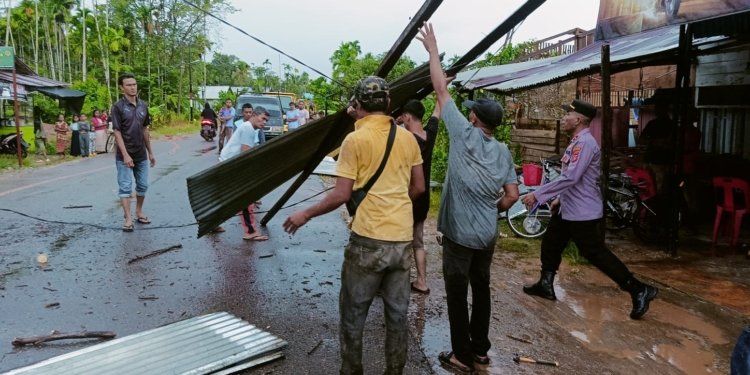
[200,102,218,141]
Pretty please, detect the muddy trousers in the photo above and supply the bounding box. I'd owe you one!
[339,233,412,375]
[541,214,631,288]
[239,203,257,235]
[442,236,494,367]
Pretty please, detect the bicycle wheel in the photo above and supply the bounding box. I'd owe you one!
[105,134,116,153]
[506,202,552,238]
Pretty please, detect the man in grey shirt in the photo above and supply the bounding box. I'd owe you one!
[419,22,519,373]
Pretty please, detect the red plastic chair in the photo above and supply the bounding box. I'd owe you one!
[625,167,657,201]
[712,177,750,248]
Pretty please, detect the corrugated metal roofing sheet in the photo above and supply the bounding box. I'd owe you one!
[4,312,287,375]
[475,26,683,93]
[454,55,565,90]
[465,24,735,94]
[0,72,69,88]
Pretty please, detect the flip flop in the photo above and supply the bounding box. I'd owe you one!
[410,282,430,295]
[136,216,151,224]
[122,224,134,232]
[438,351,474,374]
[243,234,269,241]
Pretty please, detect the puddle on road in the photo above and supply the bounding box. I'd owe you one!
[653,335,716,375]
[558,282,727,373]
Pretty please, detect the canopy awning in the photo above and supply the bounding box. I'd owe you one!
[30,86,86,99]
[455,25,731,94]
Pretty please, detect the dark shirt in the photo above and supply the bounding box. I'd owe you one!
[201,107,217,123]
[79,121,90,134]
[641,115,675,165]
[112,97,151,162]
[412,116,439,222]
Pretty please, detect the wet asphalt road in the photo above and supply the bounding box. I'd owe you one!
[0,135,432,374]
[0,134,744,374]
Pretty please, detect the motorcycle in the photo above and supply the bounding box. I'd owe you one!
[0,132,29,158]
[200,119,217,142]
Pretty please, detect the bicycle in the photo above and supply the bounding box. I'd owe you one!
[503,158,561,238]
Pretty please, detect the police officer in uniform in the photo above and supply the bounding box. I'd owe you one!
[521,99,658,320]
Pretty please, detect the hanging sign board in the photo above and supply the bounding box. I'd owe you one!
[0,47,14,70]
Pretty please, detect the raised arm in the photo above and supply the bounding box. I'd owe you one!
[417,23,450,109]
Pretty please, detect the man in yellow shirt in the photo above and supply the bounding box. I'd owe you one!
[284,76,424,374]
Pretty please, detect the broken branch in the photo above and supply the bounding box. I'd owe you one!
[12,330,116,347]
[128,244,183,264]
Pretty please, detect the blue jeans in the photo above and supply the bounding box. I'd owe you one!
[442,236,494,367]
[339,232,411,375]
[732,326,750,375]
[79,134,90,156]
[116,159,149,198]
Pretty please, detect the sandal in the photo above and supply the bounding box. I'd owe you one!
[474,354,490,365]
[410,282,430,295]
[243,234,269,241]
[122,224,134,232]
[136,216,151,224]
[438,351,474,374]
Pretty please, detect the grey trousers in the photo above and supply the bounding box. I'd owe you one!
[339,232,412,375]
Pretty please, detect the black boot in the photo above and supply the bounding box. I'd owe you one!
[523,271,557,300]
[626,277,658,320]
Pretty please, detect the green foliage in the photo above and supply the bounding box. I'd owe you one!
[71,79,111,115]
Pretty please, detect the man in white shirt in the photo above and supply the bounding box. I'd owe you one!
[216,104,270,240]
[297,99,310,126]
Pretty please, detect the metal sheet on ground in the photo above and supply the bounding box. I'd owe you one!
[4,312,287,375]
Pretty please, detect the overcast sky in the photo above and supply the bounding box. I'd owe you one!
[212,0,601,79]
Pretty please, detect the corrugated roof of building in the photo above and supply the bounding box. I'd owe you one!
[0,71,69,88]
[462,25,734,94]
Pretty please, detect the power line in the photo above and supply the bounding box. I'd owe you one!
[0,187,333,231]
[181,0,347,89]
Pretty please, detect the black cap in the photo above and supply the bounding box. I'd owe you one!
[561,99,597,119]
[462,99,503,127]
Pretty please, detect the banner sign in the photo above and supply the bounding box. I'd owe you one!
[596,0,750,40]
[0,47,14,70]
[0,82,27,101]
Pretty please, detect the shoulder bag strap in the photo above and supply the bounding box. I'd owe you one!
[361,120,397,193]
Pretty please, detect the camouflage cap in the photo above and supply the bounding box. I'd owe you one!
[353,76,389,103]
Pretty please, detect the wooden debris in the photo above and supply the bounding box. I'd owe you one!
[63,205,93,209]
[259,254,274,259]
[507,334,532,344]
[45,302,60,309]
[127,244,183,264]
[513,354,559,367]
[12,330,116,347]
[307,339,323,355]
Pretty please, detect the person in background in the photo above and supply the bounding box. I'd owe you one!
[78,113,91,158]
[88,112,96,156]
[33,107,49,162]
[297,99,310,126]
[92,109,108,153]
[283,76,424,374]
[200,102,217,129]
[112,73,156,233]
[397,99,440,295]
[286,102,300,130]
[419,23,519,373]
[54,114,69,159]
[69,114,81,157]
[217,99,235,152]
[218,103,271,241]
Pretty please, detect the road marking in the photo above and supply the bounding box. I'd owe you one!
[0,164,112,197]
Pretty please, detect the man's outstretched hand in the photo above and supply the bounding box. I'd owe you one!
[416,22,438,55]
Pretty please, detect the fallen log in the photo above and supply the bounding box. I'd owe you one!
[12,330,116,347]
[127,244,183,264]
